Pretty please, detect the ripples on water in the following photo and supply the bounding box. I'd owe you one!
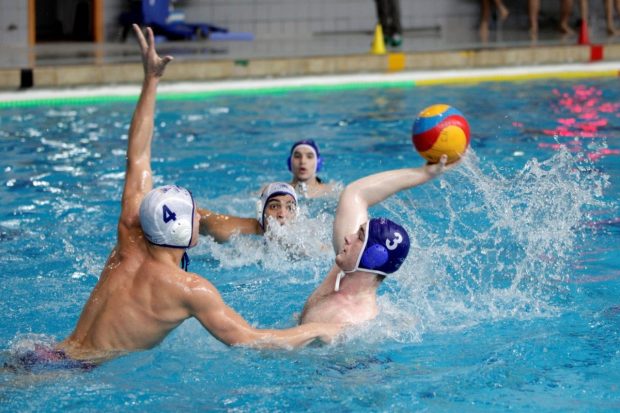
[0,79,618,410]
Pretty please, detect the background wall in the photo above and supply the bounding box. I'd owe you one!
[0,0,611,46]
[0,0,28,45]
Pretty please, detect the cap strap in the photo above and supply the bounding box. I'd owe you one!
[181,251,190,272]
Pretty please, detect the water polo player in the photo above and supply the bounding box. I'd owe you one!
[52,25,341,368]
[288,139,338,198]
[198,182,298,243]
[300,154,456,325]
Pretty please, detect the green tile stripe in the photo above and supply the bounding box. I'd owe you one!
[0,81,415,109]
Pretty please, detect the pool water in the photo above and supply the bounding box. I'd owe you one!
[1,77,619,411]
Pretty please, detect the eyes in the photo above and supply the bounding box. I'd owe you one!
[357,227,365,242]
[293,151,315,161]
[266,201,296,213]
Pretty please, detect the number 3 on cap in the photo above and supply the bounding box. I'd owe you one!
[162,204,177,223]
[386,232,403,250]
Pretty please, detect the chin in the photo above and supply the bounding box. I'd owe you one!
[335,256,346,269]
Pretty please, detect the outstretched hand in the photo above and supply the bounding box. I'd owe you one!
[132,24,173,79]
[424,154,448,178]
[424,154,461,178]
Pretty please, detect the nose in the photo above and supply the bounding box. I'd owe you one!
[279,208,292,219]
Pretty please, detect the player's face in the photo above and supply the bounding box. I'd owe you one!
[291,147,317,182]
[263,194,297,229]
[336,224,366,271]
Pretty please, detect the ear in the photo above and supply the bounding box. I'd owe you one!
[256,199,264,227]
[316,155,323,172]
[360,244,389,269]
[168,219,192,247]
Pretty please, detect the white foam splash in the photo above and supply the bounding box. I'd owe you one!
[198,210,334,275]
[350,147,610,343]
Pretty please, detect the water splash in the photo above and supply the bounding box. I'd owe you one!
[198,210,334,277]
[357,148,610,343]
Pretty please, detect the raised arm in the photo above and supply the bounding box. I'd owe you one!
[197,207,261,243]
[184,274,341,348]
[119,24,173,235]
[332,155,449,254]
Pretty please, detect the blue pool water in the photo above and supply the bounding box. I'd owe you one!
[1,77,619,411]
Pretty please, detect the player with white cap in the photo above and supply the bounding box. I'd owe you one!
[55,25,342,366]
[197,182,298,243]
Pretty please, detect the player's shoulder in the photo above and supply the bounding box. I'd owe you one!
[173,270,218,294]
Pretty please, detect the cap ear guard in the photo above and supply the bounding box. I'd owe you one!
[256,199,265,228]
[167,218,192,246]
[359,244,389,268]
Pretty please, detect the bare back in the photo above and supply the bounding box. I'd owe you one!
[57,26,342,360]
[58,231,194,360]
[57,25,181,361]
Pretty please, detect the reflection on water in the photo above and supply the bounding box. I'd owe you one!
[518,84,620,161]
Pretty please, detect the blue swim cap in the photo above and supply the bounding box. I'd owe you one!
[356,218,410,275]
[287,139,323,172]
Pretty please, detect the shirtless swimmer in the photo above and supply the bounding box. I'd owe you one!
[54,25,341,366]
[300,154,455,325]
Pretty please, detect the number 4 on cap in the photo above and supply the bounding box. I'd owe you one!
[162,204,177,223]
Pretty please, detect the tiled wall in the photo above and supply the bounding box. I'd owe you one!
[0,0,28,45]
[176,0,479,38]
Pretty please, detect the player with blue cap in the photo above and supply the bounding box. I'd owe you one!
[287,139,337,198]
[300,153,456,325]
[334,217,410,290]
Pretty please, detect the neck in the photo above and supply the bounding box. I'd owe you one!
[337,270,381,296]
[147,243,186,266]
[292,177,319,197]
[292,176,318,187]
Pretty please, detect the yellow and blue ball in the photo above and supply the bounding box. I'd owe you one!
[412,104,470,164]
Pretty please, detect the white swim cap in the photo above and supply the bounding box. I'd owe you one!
[139,185,195,248]
[257,182,298,228]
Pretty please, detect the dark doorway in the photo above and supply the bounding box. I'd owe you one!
[35,0,94,42]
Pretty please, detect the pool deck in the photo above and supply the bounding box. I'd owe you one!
[1,25,619,91]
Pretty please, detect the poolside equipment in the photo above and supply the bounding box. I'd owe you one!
[287,139,323,173]
[370,24,387,55]
[412,104,470,164]
[578,19,590,45]
[120,0,254,42]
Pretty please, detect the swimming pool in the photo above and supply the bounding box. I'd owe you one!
[1,74,619,411]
